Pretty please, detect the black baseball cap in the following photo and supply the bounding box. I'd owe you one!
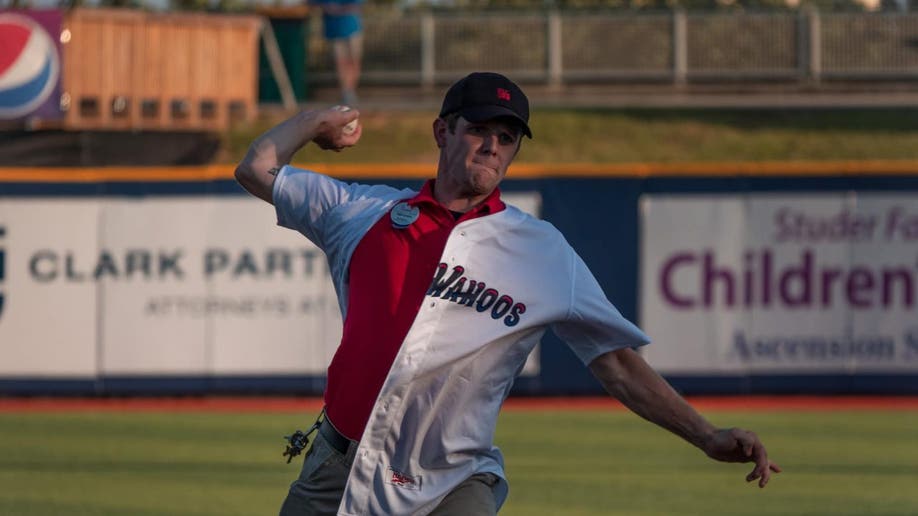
[438,72,532,138]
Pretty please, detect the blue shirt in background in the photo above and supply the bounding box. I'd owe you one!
[314,0,364,40]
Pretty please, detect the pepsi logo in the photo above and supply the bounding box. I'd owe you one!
[0,12,61,120]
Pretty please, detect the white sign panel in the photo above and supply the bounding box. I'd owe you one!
[640,193,918,374]
[0,192,541,379]
[0,200,101,376]
[0,197,341,376]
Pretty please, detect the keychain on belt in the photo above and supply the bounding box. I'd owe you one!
[282,408,325,464]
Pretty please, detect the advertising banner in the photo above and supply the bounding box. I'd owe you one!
[0,197,341,376]
[0,199,100,376]
[0,193,541,380]
[640,193,918,374]
[0,10,63,121]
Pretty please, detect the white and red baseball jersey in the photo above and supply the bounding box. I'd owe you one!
[273,166,650,515]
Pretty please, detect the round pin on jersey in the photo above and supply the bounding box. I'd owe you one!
[390,202,420,229]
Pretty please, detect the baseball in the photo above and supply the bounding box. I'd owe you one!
[332,105,358,135]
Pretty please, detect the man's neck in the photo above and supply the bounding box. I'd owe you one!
[432,178,491,213]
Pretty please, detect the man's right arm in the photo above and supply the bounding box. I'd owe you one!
[234,107,361,204]
[589,348,780,487]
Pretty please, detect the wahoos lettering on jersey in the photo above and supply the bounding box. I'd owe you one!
[426,263,526,327]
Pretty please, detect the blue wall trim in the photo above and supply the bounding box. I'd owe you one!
[2,374,915,396]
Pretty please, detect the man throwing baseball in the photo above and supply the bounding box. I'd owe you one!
[235,72,780,516]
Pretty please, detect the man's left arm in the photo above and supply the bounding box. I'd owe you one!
[588,348,782,488]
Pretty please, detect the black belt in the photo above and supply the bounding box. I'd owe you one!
[319,417,353,455]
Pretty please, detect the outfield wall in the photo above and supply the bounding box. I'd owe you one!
[2,163,918,395]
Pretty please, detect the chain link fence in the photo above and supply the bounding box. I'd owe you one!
[305,9,918,86]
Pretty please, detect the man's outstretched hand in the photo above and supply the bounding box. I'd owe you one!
[702,427,782,488]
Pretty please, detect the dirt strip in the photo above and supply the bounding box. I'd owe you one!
[504,396,918,411]
[2,396,918,413]
[0,397,323,413]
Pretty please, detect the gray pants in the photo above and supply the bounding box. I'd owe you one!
[279,428,498,515]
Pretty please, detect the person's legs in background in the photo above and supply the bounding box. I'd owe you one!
[333,33,362,106]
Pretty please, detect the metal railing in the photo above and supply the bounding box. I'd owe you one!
[305,9,918,86]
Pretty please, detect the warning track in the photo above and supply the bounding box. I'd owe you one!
[1,396,917,413]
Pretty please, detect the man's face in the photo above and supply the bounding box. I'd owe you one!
[435,116,522,198]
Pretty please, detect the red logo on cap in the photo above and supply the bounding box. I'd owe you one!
[497,88,511,101]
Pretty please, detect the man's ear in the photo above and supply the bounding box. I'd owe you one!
[433,118,448,148]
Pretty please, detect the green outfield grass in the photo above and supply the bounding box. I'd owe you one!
[1,408,917,515]
[222,108,918,165]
